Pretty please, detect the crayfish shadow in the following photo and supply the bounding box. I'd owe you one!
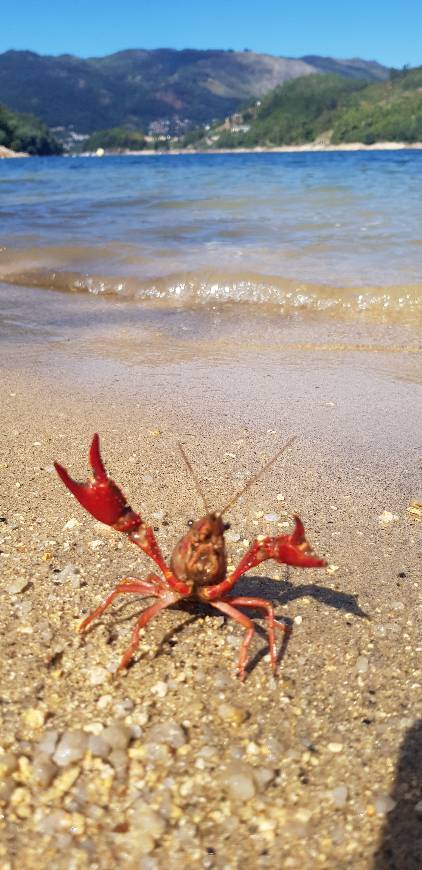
[207,574,369,621]
[155,573,368,644]
[373,718,422,870]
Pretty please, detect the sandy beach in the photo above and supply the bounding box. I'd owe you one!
[0,283,421,868]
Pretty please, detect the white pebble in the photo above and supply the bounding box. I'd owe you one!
[87,734,110,759]
[53,564,80,585]
[332,785,348,807]
[221,761,256,801]
[264,513,280,522]
[62,518,80,531]
[276,494,285,501]
[102,723,132,750]
[131,800,166,839]
[294,615,303,625]
[225,531,241,543]
[151,680,168,698]
[374,793,396,815]
[356,656,369,674]
[88,666,109,686]
[378,510,399,526]
[146,720,186,749]
[32,753,58,787]
[53,730,88,766]
[36,730,59,757]
[328,742,343,753]
[89,539,104,549]
[253,767,275,790]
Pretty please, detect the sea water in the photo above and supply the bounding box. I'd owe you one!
[1,150,421,319]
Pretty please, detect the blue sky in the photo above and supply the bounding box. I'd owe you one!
[1,0,421,68]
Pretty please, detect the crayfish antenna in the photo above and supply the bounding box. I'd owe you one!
[177,441,210,513]
[219,435,297,516]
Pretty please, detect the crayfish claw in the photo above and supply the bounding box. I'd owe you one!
[54,435,142,532]
[89,433,108,481]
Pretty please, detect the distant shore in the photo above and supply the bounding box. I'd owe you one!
[83,141,422,157]
[0,145,28,158]
[2,141,422,159]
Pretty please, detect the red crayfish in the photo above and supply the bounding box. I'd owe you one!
[55,434,326,680]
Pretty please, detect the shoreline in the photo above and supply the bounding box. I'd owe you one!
[2,141,422,159]
[85,141,422,157]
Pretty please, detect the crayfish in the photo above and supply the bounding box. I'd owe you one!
[54,434,326,680]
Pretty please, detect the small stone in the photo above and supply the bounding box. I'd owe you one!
[378,510,399,526]
[83,721,104,736]
[87,734,111,759]
[253,767,275,790]
[328,742,343,754]
[36,808,72,834]
[89,539,104,549]
[221,761,256,801]
[414,800,422,817]
[374,793,396,815]
[109,748,129,777]
[53,564,81,585]
[217,703,248,725]
[332,785,348,807]
[225,531,241,543]
[10,786,32,817]
[264,513,280,522]
[326,564,340,575]
[102,724,132,750]
[88,666,110,686]
[53,730,88,766]
[0,752,18,777]
[32,753,58,787]
[40,766,81,804]
[131,801,166,840]
[8,578,29,594]
[23,707,46,730]
[152,510,166,521]
[294,615,303,625]
[36,730,59,757]
[356,656,369,674]
[276,494,285,501]
[146,720,186,749]
[97,694,113,710]
[295,808,312,824]
[151,680,168,698]
[62,518,81,531]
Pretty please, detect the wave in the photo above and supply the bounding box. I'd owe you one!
[1,266,421,321]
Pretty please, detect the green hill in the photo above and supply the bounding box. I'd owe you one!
[0,103,62,155]
[0,49,388,136]
[192,67,422,148]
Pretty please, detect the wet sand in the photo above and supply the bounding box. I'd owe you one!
[0,285,421,869]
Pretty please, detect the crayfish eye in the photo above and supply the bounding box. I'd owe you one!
[223,522,231,531]
[187,519,194,528]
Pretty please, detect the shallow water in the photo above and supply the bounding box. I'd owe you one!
[1,151,422,320]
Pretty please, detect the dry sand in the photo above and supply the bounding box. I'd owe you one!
[0,285,421,869]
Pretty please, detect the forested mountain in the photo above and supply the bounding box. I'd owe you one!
[190,67,422,148]
[0,48,388,135]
